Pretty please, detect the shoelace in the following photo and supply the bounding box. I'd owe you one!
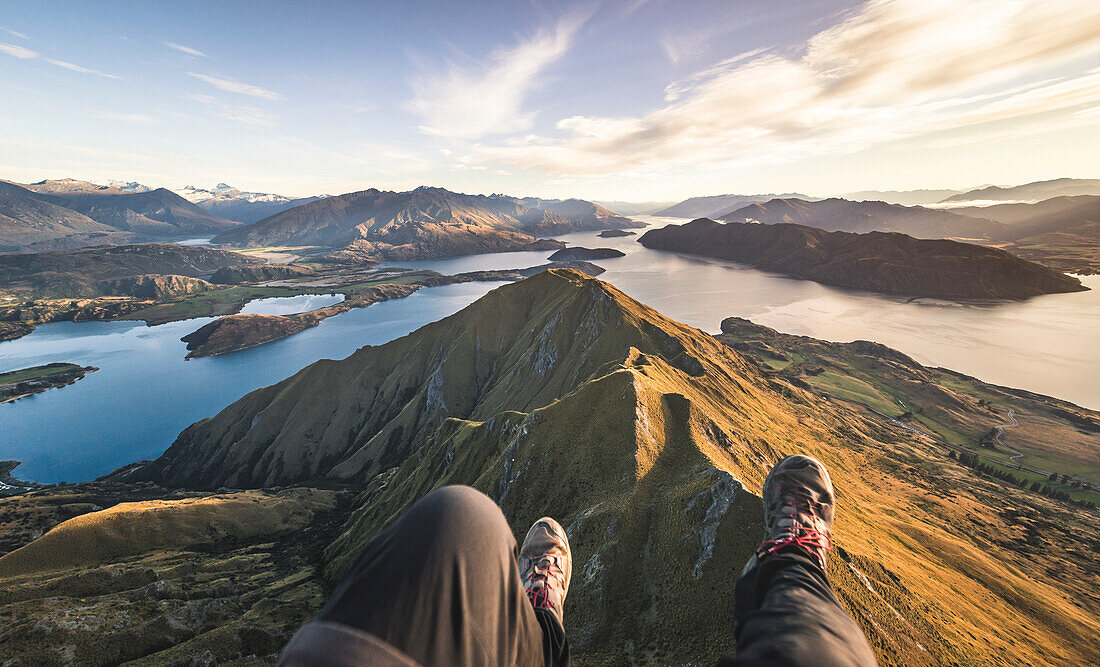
[522,555,565,610]
[758,495,833,566]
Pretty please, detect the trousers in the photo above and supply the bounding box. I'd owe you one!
[280,485,875,666]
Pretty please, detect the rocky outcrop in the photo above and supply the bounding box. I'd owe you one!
[548,247,625,261]
[639,218,1086,299]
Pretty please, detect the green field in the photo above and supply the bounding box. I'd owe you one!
[0,363,83,385]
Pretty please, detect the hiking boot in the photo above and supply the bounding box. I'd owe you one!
[519,517,572,627]
[744,454,835,574]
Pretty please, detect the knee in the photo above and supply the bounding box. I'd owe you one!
[404,485,515,553]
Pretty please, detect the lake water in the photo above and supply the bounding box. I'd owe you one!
[239,293,344,315]
[2,218,1097,482]
[0,282,507,482]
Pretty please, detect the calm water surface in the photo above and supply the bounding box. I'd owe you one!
[0,282,507,482]
[240,293,344,315]
[2,217,1097,482]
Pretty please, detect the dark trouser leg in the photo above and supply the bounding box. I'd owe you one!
[534,607,569,667]
[318,485,568,666]
[718,551,878,667]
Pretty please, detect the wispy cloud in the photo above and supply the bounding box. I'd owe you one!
[0,43,37,59]
[162,41,208,58]
[214,105,280,128]
[0,26,27,39]
[93,111,158,123]
[187,93,280,127]
[46,58,122,79]
[406,11,589,139]
[466,0,1100,176]
[1,42,121,78]
[187,72,284,100]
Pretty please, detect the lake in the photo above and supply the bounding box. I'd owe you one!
[2,219,1097,482]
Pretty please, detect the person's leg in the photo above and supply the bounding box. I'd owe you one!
[719,455,877,667]
[519,518,573,667]
[314,485,547,666]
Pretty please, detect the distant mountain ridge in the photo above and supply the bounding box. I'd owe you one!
[654,193,812,219]
[720,197,1005,240]
[0,180,239,252]
[954,195,1100,274]
[593,200,678,216]
[638,218,1084,299]
[213,186,643,261]
[174,183,326,224]
[940,178,1100,204]
[839,188,967,206]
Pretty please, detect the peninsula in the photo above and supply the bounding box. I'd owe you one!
[638,218,1086,299]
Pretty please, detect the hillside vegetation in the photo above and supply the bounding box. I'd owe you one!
[0,270,1095,665]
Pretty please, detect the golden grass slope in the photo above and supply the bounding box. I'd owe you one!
[0,488,337,577]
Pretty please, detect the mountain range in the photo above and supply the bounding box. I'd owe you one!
[6,268,1076,664]
[652,179,1100,215]
[592,200,678,216]
[940,177,1100,204]
[174,183,325,224]
[212,186,642,261]
[720,197,1005,239]
[838,188,968,206]
[0,179,239,252]
[653,193,812,219]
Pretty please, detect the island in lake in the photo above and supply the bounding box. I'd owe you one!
[0,363,98,404]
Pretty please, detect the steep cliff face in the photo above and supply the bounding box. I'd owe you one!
[639,218,1086,299]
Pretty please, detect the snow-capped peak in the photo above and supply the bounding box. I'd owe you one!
[106,180,152,193]
[172,184,298,204]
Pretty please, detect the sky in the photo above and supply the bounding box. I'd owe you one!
[1,0,1099,201]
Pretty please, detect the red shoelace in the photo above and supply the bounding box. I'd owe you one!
[522,555,565,610]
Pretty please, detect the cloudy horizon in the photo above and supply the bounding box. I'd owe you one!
[2,0,1099,200]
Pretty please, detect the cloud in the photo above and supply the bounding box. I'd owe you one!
[1,42,121,78]
[187,72,284,100]
[466,0,1100,176]
[45,58,122,79]
[162,41,208,58]
[186,93,280,127]
[406,12,588,139]
[0,27,27,39]
[0,42,37,58]
[93,111,158,123]
[214,105,280,128]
